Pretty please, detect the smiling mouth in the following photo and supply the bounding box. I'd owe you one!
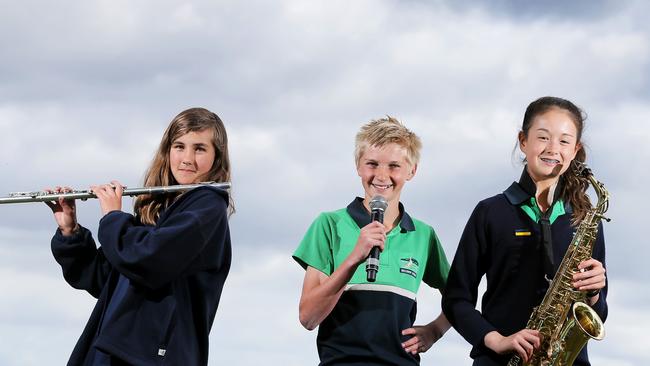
[372,183,393,190]
[541,158,560,165]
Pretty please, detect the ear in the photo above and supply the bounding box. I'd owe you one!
[518,131,527,152]
[406,164,418,181]
[572,141,582,160]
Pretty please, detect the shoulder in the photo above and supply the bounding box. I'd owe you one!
[178,186,228,207]
[477,192,509,208]
[314,207,349,224]
[459,193,513,230]
[162,186,229,220]
[472,193,511,215]
[409,216,435,235]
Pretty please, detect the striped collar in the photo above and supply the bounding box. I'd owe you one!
[346,197,415,233]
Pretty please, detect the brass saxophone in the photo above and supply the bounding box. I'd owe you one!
[508,162,609,366]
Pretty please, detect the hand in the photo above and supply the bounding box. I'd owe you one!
[401,324,441,355]
[484,329,540,363]
[44,186,78,236]
[401,313,450,355]
[572,258,606,293]
[349,221,386,265]
[90,180,124,215]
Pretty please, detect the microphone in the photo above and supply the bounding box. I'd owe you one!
[366,195,388,282]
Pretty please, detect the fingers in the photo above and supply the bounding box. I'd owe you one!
[43,186,75,211]
[91,183,121,198]
[91,181,124,215]
[110,180,124,196]
[401,326,434,355]
[360,222,386,247]
[401,327,417,336]
[573,258,606,290]
[402,328,423,355]
[511,330,540,362]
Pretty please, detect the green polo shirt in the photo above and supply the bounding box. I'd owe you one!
[293,197,450,365]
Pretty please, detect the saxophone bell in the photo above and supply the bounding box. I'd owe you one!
[550,302,605,365]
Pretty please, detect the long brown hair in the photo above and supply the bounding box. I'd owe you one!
[519,96,590,225]
[134,107,233,225]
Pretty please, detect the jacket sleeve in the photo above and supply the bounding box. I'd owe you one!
[590,222,608,321]
[50,225,113,298]
[98,188,228,290]
[442,201,497,347]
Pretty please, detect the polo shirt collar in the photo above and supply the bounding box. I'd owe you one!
[503,167,572,214]
[346,197,415,233]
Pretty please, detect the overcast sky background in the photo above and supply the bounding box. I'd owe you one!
[1,0,649,365]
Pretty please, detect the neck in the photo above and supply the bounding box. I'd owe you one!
[533,177,559,213]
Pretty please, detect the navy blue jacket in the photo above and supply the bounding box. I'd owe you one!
[51,186,231,365]
[442,172,607,366]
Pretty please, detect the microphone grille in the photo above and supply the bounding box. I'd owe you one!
[369,195,388,211]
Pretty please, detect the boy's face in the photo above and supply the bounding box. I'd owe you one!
[356,143,416,205]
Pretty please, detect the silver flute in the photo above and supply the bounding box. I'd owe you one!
[0,182,231,205]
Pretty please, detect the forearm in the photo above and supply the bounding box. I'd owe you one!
[51,225,111,296]
[425,312,451,338]
[299,258,359,330]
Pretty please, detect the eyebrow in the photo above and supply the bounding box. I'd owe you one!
[363,158,403,164]
[536,127,575,138]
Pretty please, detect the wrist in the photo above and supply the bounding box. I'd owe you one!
[483,331,502,351]
[60,223,80,236]
[586,288,601,298]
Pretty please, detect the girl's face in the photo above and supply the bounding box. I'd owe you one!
[520,108,581,185]
[356,143,416,206]
[169,129,216,184]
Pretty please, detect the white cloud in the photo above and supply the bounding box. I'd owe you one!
[1,0,649,364]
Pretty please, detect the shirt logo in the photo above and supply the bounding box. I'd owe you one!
[399,257,419,278]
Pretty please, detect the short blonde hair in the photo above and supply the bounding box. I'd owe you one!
[354,116,422,166]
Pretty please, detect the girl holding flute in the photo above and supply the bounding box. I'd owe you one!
[47,107,232,365]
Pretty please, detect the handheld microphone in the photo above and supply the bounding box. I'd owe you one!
[366,195,388,282]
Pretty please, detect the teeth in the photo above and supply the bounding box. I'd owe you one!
[541,158,560,164]
[373,184,392,189]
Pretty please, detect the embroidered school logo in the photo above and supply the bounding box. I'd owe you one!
[399,257,419,278]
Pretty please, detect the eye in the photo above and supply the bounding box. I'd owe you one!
[560,139,571,145]
[538,136,549,141]
[366,161,378,167]
[389,163,401,169]
[172,143,184,150]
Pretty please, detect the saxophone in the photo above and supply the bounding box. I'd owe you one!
[507,162,609,366]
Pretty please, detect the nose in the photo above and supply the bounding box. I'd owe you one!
[181,149,195,166]
[375,165,389,181]
[545,139,560,154]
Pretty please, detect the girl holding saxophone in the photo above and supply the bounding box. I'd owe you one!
[442,96,608,366]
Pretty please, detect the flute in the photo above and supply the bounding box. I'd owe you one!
[0,182,231,205]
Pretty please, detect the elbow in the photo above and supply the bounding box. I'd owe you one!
[299,315,317,331]
[298,303,319,331]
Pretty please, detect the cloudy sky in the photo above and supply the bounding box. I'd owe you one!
[1,0,649,365]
